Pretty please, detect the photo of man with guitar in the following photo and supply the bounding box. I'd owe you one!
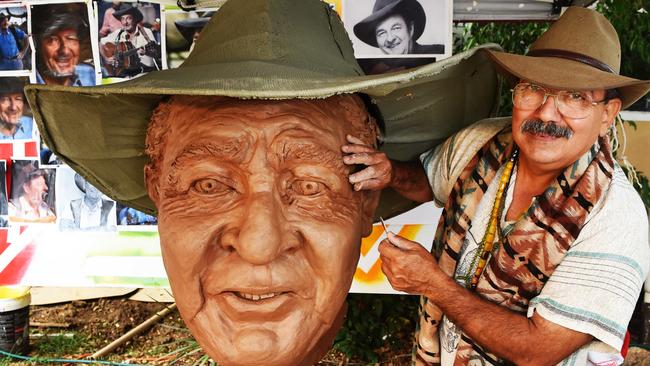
[99,4,161,78]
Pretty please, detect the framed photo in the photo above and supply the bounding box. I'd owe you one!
[0,3,31,76]
[343,0,452,61]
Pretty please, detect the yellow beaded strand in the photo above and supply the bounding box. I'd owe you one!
[469,149,518,289]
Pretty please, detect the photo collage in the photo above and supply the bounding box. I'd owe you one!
[0,0,451,232]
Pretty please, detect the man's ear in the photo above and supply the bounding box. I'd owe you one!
[144,165,159,204]
[409,21,415,37]
[599,98,622,137]
[360,190,381,237]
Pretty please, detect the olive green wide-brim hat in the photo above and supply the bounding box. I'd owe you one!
[25,0,501,218]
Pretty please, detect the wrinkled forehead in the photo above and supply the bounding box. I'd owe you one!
[519,79,606,97]
[167,97,361,148]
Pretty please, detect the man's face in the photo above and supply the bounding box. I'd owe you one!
[512,82,619,172]
[23,176,47,207]
[84,181,102,201]
[41,29,80,77]
[121,14,136,33]
[0,93,24,125]
[0,18,8,30]
[375,14,413,55]
[147,97,378,366]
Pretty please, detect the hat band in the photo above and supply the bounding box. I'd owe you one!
[527,49,615,74]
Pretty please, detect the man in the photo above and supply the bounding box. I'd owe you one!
[60,173,116,231]
[0,78,33,140]
[24,0,500,364]
[354,0,444,55]
[0,13,27,71]
[173,12,211,55]
[9,162,55,223]
[100,6,159,78]
[34,12,95,86]
[344,7,650,365]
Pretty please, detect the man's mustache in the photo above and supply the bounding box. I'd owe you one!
[521,119,573,139]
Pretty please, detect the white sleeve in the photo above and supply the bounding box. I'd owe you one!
[528,167,650,352]
[419,118,510,206]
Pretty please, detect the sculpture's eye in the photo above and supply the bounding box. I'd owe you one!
[290,180,326,197]
[191,178,230,195]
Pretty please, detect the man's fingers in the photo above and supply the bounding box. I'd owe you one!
[346,134,367,145]
[386,232,421,250]
[341,143,376,154]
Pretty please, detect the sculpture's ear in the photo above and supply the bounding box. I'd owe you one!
[360,190,381,237]
[144,165,160,204]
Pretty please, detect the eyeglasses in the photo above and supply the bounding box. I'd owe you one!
[43,35,80,49]
[511,83,608,119]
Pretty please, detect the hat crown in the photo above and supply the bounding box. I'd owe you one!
[530,7,621,74]
[181,0,363,78]
[372,0,402,13]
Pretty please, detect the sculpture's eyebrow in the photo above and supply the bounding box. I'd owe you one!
[280,142,347,177]
[168,140,246,176]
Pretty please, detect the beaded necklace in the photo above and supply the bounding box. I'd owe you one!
[468,148,519,289]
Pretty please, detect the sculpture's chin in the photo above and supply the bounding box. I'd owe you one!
[186,301,347,366]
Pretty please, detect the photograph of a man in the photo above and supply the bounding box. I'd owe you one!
[0,77,33,140]
[346,0,450,58]
[100,4,161,78]
[58,169,116,231]
[0,10,29,71]
[32,4,96,86]
[9,160,56,223]
[166,10,213,69]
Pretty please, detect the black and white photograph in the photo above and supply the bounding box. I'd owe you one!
[0,4,30,74]
[116,202,157,226]
[97,0,162,80]
[31,2,98,87]
[9,159,56,223]
[344,0,452,60]
[56,165,116,232]
[0,160,8,226]
[164,8,214,69]
[0,77,34,141]
[357,56,436,75]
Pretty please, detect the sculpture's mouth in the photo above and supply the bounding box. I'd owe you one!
[233,291,286,301]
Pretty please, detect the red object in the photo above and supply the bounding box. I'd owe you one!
[621,330,630,358]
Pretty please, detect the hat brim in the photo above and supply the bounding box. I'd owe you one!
[353,0,426,48]
[26,44,502,218]
[485,49,650,109]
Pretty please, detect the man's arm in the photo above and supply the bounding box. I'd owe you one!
[379,233,592,366]
[342,135,432,202]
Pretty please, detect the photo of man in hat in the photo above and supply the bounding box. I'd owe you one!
[9,160,55,223]
[0,10,29,71]
[31,4,96,86]
[0,77,32,140]
[350,0,446,57]
[98,1,125,38]
[100,4,161,78]
[166,10,213,69]
[343,6,650,365]
[58,168,116,231]
[24,0,500,363]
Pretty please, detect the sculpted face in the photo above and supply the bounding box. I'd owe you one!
[41,29,80,77]
[375,14,413,55]
[0,93,24,125]
[145,95,379,366]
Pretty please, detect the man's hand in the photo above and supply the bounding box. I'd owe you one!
[378,231,440,295]
[342,134,393,192]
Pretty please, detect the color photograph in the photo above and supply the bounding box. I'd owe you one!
[0,4,30,74]
[9,159,56,223]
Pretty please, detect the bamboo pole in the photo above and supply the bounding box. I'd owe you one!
[90,303,177,359]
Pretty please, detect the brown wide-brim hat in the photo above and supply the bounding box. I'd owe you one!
[485,6,650,109]
[25,0,502,219]
[353,0,426,47]
[113,6,144,24]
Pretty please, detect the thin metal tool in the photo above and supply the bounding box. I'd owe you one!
[379,216,389,234]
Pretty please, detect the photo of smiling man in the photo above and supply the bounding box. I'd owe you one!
[31,2,97,86]
[345,0,451,60]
